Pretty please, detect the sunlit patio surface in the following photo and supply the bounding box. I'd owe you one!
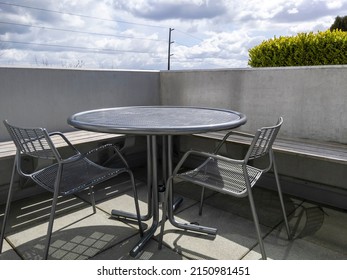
[0,167,346,260]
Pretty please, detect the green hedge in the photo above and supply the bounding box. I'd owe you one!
[248,30,347,67]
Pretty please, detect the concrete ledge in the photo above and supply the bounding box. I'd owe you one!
[0,130,125,159]
[194,131,347,164]
[259,173,347,210]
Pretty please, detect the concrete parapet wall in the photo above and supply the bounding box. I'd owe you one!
[0,66,346,208]
[160,66,347,144]
[1,65,345,144]
[0,67,160,141]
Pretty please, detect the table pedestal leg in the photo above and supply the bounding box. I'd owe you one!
[160,136,183,209]
[130,135,215,257]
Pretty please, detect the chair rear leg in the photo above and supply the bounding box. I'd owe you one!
[0,160,17,253]
[273,158,291,239]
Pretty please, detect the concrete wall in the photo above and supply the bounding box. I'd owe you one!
[0,66,346,208]
[160,66,347,144]
[160,66,347,209]
[0,67,160,141]
[2,65,345,143]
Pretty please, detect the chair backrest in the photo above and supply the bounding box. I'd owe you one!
[245,117,283,161]
[3,120,60,160]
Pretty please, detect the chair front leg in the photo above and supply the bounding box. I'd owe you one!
[128,171,144,236]
[199,187,205,215]
[89,186,96,214]
[247,190,267,260]
[272,153,291,239]
[0,156,18,253]
[43,165,63,260]
[158,175,172,249]
[244,166,267,260]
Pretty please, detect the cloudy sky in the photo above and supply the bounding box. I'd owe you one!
[1,0,347,70]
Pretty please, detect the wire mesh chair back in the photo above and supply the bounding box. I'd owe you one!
[3,120,59,160]
[245,117,283,161]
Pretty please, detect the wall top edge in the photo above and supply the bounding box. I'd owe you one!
[160,65,347,73]
[2,65,347,73]
[0,65,160,73]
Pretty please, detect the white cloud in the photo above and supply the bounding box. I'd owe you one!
[288,8,299,14]
[326,0,344,9]
[1,0,347,69]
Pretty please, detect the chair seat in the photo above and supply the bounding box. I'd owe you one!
[177,158,263,197]
[31,158,125,195]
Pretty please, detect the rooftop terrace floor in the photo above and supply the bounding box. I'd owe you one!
[0,167,346,261]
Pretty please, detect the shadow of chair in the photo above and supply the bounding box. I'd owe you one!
[159,117,290,260]
[0,120,143,259]
[5,223,139,260]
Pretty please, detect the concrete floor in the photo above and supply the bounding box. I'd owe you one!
[0,169,346,260]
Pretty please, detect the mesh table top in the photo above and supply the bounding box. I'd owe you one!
[68,106,247,135]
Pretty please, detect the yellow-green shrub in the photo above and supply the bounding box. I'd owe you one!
[248,30,347,67]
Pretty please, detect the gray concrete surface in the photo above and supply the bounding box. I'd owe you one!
[1,169,346,260]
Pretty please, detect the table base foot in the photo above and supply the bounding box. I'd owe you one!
[170,219,217,236]
[111,209,150,222]
[130,222,159,258]
[172,196,183,212]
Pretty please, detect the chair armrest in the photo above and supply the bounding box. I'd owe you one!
[59,143,129,167]
[48,132,80,155]
[84,143,130,168]
[49,134,127,167]
[173,149,244,176]
[213,130,255,154]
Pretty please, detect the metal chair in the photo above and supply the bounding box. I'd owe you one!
[0,120,143,259]
[159,117,290,259]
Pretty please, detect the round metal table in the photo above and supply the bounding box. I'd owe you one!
[68,106,246,135]
[68,106,247,256]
